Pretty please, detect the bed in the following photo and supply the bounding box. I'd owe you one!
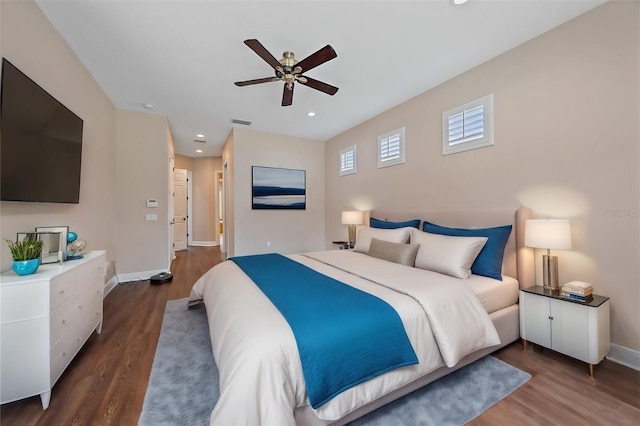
[189,208,534,425]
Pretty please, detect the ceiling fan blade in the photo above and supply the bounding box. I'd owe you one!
[244,39,282,70]
[298,77,339,96]
[295,45,337,73]
[282,84,294,107]
[234,77,280,86]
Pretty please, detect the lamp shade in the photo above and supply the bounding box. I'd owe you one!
[525,219,572,250]
[341,211,363,225]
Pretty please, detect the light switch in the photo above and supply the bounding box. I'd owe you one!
[146,214,158,221]
[147,199,159,208]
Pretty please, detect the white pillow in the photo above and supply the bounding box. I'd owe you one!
[410,228,487,279]
[353,227,411,253]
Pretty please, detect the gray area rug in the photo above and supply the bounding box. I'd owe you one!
[139,298,530,426]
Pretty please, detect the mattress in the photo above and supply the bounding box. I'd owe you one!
[467,274,520,314]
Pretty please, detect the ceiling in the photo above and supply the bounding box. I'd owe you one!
[35,0,605,158]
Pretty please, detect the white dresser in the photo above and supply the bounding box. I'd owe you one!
[0,250,106,409]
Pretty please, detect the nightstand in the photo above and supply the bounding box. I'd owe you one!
[331,241,351,250]
[519,286,610,377]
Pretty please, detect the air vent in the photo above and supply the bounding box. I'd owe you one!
[194,139,206,144]
[231,118,252,126]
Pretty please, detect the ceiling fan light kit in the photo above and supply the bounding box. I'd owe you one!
[235,39,339,107]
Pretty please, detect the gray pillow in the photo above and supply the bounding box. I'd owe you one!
[367,238,420,267]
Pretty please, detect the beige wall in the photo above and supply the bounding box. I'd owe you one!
[174,154,222,244]
[325,1,640,351]
[0,0,117,270]
[226,127,325,257]
[115,110,171,274]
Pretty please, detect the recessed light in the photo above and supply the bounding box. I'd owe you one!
[307,112,316,117]
[196,149,203,153]
[450,0,468,6]
[143,103,154,110]
[196,134,204,138]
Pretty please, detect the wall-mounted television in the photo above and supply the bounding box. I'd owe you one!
[1,58,83,204]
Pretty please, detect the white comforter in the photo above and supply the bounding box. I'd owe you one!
[189,250,500,425]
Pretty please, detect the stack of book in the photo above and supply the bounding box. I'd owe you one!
[561,281,593,303]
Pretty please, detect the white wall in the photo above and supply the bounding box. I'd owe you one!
[227,127,325,257]
[324,1,640,352]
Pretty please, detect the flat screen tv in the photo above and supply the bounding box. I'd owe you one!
[1,58,83,203]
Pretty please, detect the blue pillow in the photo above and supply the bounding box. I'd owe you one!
[370,218,420,230]
[421,221,512,281]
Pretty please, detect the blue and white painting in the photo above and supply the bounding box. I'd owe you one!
[252,166,306,210]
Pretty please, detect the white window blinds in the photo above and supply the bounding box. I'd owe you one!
[378,127,405,168]
[442,94,493,155]
[339,145,357,176]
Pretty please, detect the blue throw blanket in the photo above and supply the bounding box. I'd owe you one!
[230,253,418,408]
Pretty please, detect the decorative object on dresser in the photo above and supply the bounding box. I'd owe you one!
[5,235,44,275]
[0,251,106,409]
[524,219,572,291]
[35,226,70,264]
[341,210,363,248]
[65,230,86,260]
[519,286,610,377]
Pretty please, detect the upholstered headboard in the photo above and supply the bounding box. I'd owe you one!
[366,208,534,289]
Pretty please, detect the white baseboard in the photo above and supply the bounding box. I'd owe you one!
[104,276,119,297]
[190,241,219,247]
[116,269,170,284]
[607,343,640,371]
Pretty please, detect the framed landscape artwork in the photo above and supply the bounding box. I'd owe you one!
[252,166,306,210]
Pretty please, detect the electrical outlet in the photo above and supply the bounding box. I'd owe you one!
[146,214,157,221]
[266,241,271,247]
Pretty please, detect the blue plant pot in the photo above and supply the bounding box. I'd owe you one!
[12,258,41,275]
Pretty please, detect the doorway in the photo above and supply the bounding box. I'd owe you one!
[173,168,188,251]
[215,170,224,247]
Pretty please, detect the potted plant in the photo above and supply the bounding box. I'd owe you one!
[5,236,44,275]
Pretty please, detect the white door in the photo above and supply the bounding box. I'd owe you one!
[215,171,224,246]
[168,156,176,262]
[173,169,188,251]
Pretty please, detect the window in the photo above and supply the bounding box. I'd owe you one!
[442,94,493,155]
[378,127,405,168]
[339,145,357,176]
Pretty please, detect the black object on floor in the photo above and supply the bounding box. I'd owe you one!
[150,272,173,284]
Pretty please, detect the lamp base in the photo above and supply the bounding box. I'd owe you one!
[542,254,560,290]
[348,225,356,249]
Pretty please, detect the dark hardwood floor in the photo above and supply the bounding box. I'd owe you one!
[1,246,639,425]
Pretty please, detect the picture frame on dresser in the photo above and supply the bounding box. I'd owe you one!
[17,231,63,265]
[34,226,68,263]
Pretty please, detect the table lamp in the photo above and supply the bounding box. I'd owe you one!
[341,211,363,248]
[525,219,572,291]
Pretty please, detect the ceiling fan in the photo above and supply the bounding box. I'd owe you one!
[234,39,338,107]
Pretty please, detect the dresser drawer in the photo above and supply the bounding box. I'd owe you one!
[1,280,49,323]
[50,304,101,385]
[50,257,105,311]
[50,277,103,348]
